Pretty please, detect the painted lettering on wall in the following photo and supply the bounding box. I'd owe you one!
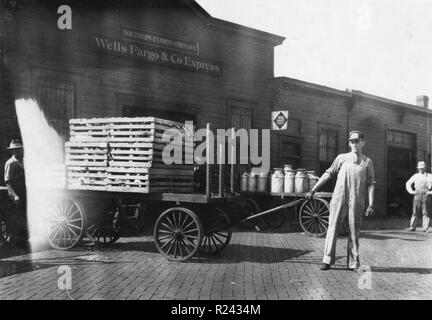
[122,27,199,55]
[93,36,222,75]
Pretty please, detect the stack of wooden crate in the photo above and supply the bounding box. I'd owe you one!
[65,117,195,193]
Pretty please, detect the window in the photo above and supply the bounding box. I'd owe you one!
[230,106,252,130]
[279,138,301,169]
[318,129,337,174]
[37,80,75,137]
[387,130,415,149]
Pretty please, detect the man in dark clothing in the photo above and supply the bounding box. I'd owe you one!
[4,139,27,241]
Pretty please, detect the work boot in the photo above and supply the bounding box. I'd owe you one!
[319,263,331,271]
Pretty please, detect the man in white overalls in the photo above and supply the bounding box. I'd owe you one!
[405,161,431,232]
[306,131,376,271]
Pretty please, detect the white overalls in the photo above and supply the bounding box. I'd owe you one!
[322,153,375,268]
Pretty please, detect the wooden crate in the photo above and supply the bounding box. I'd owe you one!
[65,142,108,167]
[67,166,108,189]
[69,118,110,142]
[65,117,196,194]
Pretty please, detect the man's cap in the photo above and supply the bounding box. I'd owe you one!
[7,139,23,150]
[417,161,426,169]
[348,131,365,141]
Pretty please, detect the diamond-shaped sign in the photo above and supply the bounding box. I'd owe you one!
[272,111,289,130]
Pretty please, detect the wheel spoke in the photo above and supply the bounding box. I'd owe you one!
[179,213,189,230]
[158,235,172,241]
[182,220,196,232]
[184,234,199,242]
[67,225,80,239]
[179,239,192,255]
[178,240,184,257]
[166,216,176,231]
[158,230,173,234]
[158,238,174,249]
[319,208,330,216]
[214,232,228,239]
[303,218,314,229]
[212,234,226,246]
[183,237,196,248]
[166,239,176,254]
[160,222,175,233]
[68,223,82,230]
[183,228,198,234]
[66,209,80,220]
[210,235,219,250]
[207,236,212,254]
[302,209,314,217]
[172,212,178,230]
[50,224,62,240]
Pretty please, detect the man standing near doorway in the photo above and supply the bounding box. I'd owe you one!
[405,161,431,232]
[4,139,27,242]
[306,131,376,271]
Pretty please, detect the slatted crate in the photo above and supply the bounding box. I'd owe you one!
[106,167,149,193]
[65,142,108,167]
[67,166,108,191]
[65,117,196,194]
[69,118,110,142]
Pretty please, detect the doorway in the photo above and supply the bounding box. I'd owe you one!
[386,131,416,217]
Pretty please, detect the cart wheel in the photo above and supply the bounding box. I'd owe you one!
[46,197,85,250]
[262,199,285,229]
[154,207,203,262]
[299,198,329,237]
[86,208,121,246]
[200,207,232,255]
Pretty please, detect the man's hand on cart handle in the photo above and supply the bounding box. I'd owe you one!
[365,205,374,216]
[305,190,316,201]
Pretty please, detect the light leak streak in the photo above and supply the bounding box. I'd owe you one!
[15,99,66,252]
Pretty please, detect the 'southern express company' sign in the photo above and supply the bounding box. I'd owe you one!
[93,28,222,75]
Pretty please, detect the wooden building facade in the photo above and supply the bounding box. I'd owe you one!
[0,0,284,180]
[273,77,431,218]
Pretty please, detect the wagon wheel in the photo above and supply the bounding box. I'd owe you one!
[299,198,329,237]
[154,207,203,262]
[86,207,121,246]
[200,207,232,255]
[262,199,285,229]
[46,197,85,250]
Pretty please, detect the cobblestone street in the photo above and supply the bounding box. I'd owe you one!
[0,228,431,300]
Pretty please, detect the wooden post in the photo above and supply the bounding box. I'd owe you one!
[218,141,223,196]
[230,128,235,194]
[206,123,211,197]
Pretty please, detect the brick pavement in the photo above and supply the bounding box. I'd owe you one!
[0,228,430,300]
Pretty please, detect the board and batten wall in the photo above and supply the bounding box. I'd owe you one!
[1,1,283,180]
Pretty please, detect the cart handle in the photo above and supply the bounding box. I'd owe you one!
[241,198,304,223]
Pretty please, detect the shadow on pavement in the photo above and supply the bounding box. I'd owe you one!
[371,266,432,274]
[361,231,430,241]
[0,253,126,279]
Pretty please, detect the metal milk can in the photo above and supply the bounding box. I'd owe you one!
[295,169,309,193]
[240,172,249,192]
[248,171,257,192]
[257,172,268,192]
[284,167,296,193]
[271,168,284,193]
